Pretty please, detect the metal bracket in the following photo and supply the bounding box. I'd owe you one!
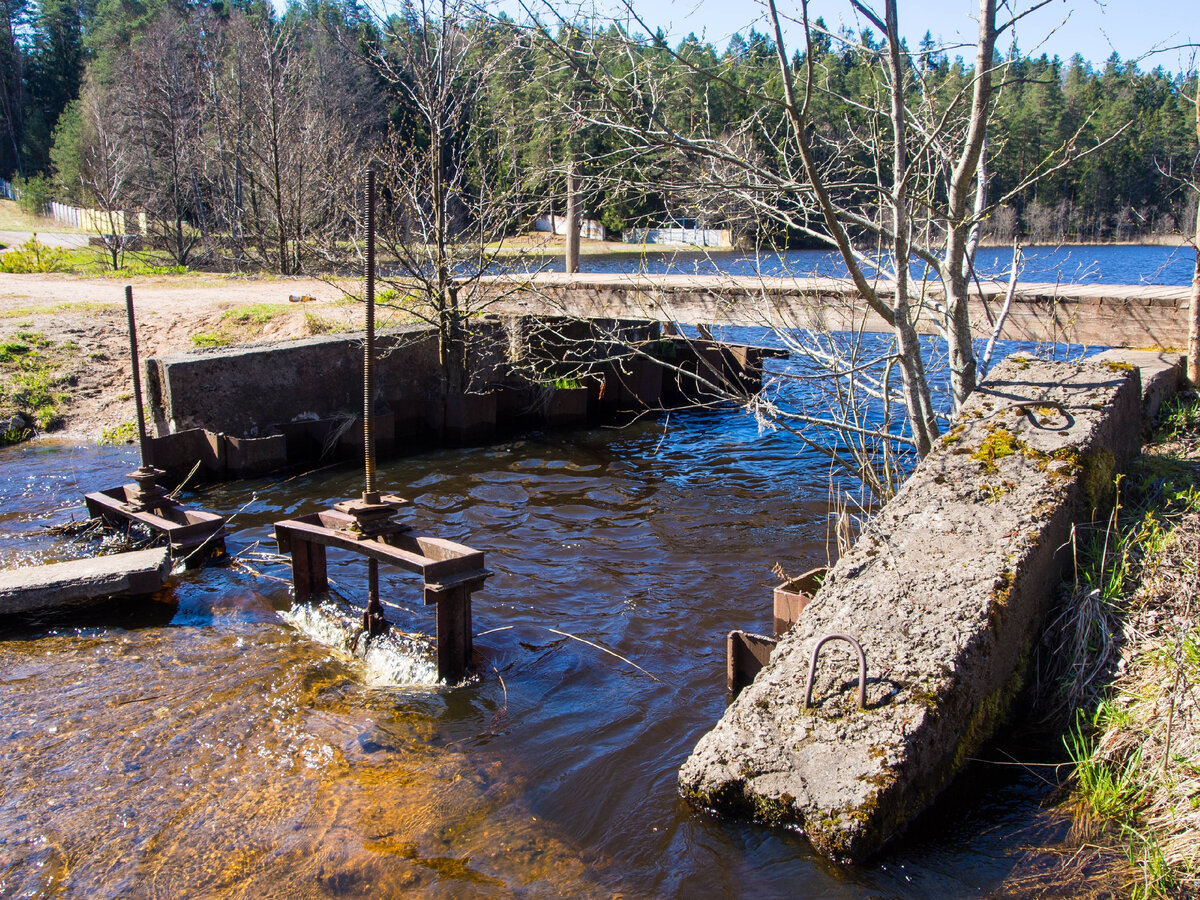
[803,633,867,710]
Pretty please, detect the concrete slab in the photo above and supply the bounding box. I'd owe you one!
[679,354,1152,863]
[479,274,1194,350]
[0,548,171,617]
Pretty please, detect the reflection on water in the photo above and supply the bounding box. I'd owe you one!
[1,404,1085,896]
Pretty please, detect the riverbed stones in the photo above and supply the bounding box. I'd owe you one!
[678,353,1150,863]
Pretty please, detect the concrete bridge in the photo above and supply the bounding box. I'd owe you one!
[481,273,1193,349]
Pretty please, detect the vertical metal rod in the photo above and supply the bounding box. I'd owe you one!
[363,169,378,504]
[125,285,150,468]
[367,558,379,619]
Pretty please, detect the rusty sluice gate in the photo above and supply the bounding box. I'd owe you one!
[84,286,226,567]
[273,170,491,684]
[726,566,826,695]
[272,508,490,684]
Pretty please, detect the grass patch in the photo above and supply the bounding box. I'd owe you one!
[303,312,350,335]
[191,331,231,348]
[0,198,85,233]
[221,304,286,326]
[192,303,289,348]
[100,421,138,444]
[0,301,118,319]
[1050,390,1200,896]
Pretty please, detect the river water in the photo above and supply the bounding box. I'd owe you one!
[523,242,1197,286]
[1,398,1087,896]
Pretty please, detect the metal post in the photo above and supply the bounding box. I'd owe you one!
[123,285,165,510]
[361,169,387,637]
[363,169,378,506]
[125,285,149,468]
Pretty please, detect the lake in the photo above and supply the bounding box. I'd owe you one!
[518,242,1197,286]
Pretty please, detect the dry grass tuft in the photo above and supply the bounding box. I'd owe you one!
[1043,392,1200,897]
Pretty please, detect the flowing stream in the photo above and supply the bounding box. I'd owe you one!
[1,399,1085,897]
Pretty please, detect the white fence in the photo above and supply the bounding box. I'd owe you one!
[533,214,607,241]
[622,226,731,248]
[47,202,147,234]
[0,180,147,235]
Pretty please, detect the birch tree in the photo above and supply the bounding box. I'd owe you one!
[356,0,535,396]
[527,0,1099,491]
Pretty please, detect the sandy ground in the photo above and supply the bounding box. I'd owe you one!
[0,273,363,441]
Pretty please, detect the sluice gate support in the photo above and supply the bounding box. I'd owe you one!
[273,509,490,684]
[84,286,226,566]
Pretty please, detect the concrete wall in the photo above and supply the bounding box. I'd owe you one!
[146,325,447,437]
[678,351,1184,863]
[141,316,775,482]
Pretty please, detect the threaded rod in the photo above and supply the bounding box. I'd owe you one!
[363,169,378,503]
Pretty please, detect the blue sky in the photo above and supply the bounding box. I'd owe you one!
[517,0,1199,72]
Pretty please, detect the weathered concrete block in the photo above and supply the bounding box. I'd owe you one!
[1090,349,1184,428]
[679,354,1149,863]
[0,548,171,617]
[146,326,442,437]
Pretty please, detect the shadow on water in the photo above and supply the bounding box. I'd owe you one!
[0,373,1106,896]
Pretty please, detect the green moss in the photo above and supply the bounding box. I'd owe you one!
[940,424,966,446]
[1102,360,1136,373]
[971,425,1025,473]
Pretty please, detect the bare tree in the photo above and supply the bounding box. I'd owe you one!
[521,0,1107,494]
[232,12,360,275]
[357,0,538,400]
[75,79,133,270]
[1190,84,1199,387]
[123,8,207,266]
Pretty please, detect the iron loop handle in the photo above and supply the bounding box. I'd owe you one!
[803,633,867,710]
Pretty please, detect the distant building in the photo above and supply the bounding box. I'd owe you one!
[533,214,606,241]
[622,219,730,248]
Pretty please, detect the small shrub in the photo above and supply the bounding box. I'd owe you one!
[0,340,30,363]
[0,236,70,273]
[13,174,53,217]
[2,427,30,445]
[1159,394,1200,437]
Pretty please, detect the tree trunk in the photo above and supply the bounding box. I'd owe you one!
[941,0,997,411]
[1190,88,1200,387]
[565,161,581,274]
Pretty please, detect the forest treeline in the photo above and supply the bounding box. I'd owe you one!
[0,0,1197,273]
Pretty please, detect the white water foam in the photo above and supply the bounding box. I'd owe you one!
[282,600,440,687]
